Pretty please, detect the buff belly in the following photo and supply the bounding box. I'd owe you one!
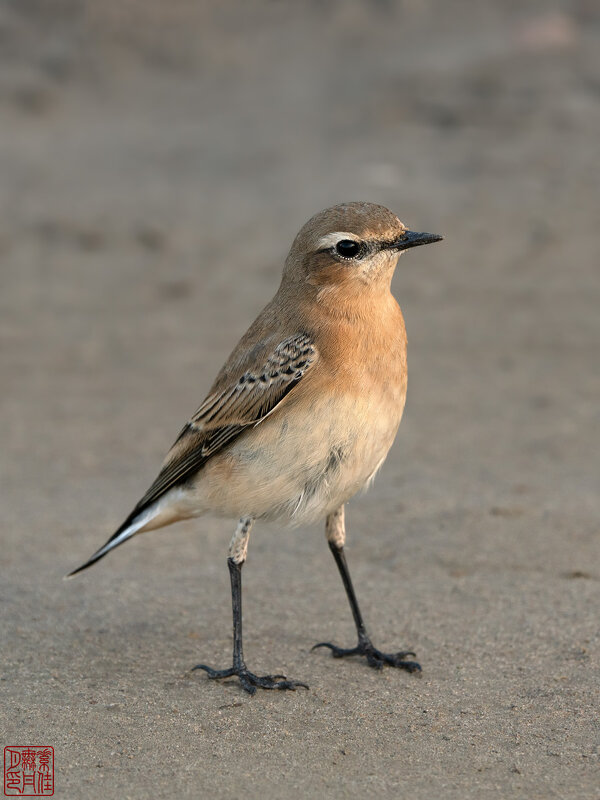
[183,389,405,525]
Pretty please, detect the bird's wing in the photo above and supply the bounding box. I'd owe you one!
[66,332,318,577]
[133,332,317,515]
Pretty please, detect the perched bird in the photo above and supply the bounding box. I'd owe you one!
[69,202,442,694]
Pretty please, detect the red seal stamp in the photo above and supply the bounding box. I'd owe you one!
[3,747,54,797]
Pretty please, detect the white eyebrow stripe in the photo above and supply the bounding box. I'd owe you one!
[315,232,358,250]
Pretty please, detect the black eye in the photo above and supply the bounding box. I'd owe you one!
[335,239,361,259]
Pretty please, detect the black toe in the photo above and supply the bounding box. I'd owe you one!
[312,639,421,674]
[193,662,308,694]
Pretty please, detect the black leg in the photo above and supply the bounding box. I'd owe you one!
[329,542,369,644]
[312,542,421,673]
[193,558,309,694]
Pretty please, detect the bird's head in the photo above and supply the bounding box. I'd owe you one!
[284,202,442,291]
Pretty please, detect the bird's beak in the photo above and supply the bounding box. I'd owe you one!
[391,230,444,251]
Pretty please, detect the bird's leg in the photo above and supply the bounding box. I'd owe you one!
[312,506,421,673]
[193,517,308,694]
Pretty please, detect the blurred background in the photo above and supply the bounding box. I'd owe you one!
[2,1,599,798]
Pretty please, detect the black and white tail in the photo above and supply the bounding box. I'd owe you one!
[66,503,160,578]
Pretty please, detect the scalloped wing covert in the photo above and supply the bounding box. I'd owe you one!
[131,333,317,516]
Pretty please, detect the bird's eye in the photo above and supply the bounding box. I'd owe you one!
[335,239,361,259]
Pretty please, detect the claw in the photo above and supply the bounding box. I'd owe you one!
[312,642,360,658]
[192,663,309,694]
[312,639,421,674]
[192,664,236,679]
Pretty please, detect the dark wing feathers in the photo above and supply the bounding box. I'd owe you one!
[66,332,317,577]
[189,333,315,426]
[131,333,316,517]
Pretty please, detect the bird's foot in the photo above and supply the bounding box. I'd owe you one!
[312,637,421,673]
[192,662,309,695]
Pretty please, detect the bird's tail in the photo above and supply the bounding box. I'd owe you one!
[65,504,158,578]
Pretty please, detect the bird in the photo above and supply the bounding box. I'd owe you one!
[68,201,443,694]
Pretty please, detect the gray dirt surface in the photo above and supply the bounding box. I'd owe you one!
[1,2,599,798]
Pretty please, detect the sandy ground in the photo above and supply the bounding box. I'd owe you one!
[1,2,599,798]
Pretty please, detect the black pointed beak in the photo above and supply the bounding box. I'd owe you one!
[391,230,444,252]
